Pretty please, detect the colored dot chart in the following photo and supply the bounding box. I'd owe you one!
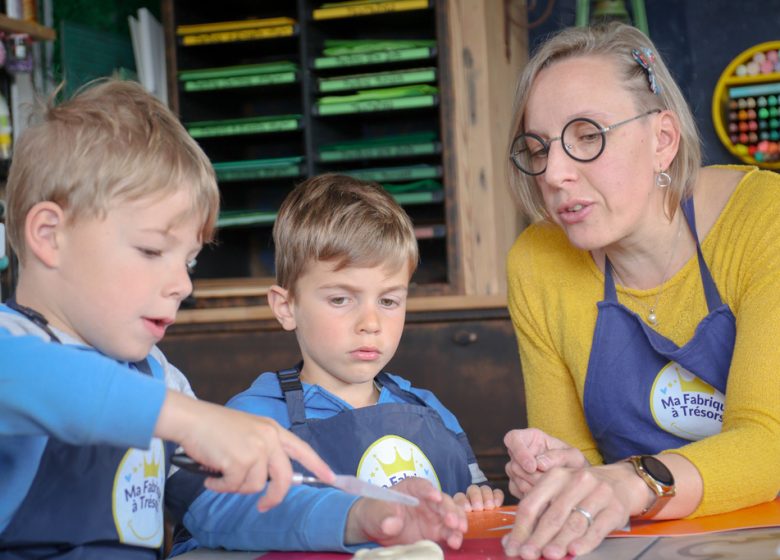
[712,41,780,170]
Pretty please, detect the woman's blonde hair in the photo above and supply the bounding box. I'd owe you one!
[508,22,701,222]
[6,78,219,260]
[273,174,419,298]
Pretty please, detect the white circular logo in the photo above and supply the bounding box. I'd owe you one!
[356,435,440,490]
[112,438,165,547]
[650,362,725,441]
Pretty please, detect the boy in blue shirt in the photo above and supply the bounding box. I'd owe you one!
[175,174,500,554]
[0,80,335,558]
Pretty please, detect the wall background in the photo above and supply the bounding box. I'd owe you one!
[527,0,780,166]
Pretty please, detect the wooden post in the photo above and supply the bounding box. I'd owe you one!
[444,0,528,295]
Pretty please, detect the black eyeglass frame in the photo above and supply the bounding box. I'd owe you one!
[510,109,662,176]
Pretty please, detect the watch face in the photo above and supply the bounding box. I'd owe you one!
[641,456,674,486]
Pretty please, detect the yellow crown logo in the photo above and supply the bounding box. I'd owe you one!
[143,454,160,477]
[675,371,715,395]
[375,447,416,477]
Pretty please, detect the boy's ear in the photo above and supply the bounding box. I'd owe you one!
[267,285,296,331]
[655,110,681,171]
[25,201,66,268]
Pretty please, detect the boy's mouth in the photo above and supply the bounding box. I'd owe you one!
[352,347,381,361]
[143,317,174,339]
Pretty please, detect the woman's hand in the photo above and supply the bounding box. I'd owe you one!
[345,477,468,550]
[453,484,505,512]
[502,462,648,559]
[504,428,589,497]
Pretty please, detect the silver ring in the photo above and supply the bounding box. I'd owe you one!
[571,505,594,528]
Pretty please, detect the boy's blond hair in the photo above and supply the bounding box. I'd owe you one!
[6,79,219,261]
[273,174,419,297]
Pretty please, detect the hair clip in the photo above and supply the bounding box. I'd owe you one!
[632,48,662,95]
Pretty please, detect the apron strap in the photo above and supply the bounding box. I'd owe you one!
[604,199,723,312]
[681,197,724,312]
[277,363,307,427]
[5,297,62,343]
[376,372,430,407]
[131,358,153,377]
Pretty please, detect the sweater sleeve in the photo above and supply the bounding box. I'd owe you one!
[0,330,166,449]
[506,227,603,465]
[666,168,780,516]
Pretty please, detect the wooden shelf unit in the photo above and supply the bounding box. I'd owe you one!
[162,0,527,306]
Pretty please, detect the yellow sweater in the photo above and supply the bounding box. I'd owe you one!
[507,165,780,517]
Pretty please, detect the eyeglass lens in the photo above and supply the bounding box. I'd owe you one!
[511,118,605,176]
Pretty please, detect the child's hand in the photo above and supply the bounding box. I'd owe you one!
[345,477,468,550]
[453,484,505,512]
[157,390,334,511]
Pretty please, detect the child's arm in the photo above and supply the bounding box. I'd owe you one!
[180,475,466,552]
[0,332,334,510]
[157,390,333,509]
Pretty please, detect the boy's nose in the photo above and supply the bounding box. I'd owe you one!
[357,305,381,334]
[166,264,193,301]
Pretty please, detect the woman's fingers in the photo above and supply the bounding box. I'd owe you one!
[502,466,630,559]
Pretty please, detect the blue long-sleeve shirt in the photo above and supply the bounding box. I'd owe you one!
[0,304,190,533]
[176,371,485,554]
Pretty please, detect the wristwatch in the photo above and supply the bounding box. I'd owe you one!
[626,455,676,519]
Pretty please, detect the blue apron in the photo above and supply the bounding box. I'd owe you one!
[0,301,176,559]
[278,364,475,495]
[584,198,736,464]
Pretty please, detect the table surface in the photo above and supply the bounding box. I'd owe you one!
[177,527,780,559]
[177,499,780,559]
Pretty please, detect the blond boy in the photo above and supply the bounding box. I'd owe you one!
[0,80,333,558]
[174,174,498,555]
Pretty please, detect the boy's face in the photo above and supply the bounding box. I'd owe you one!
[46,189,202,362]
[288,260,410,397]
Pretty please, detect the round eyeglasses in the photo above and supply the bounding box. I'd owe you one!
[510,109,661,176]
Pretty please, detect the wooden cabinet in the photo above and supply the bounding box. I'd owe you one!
[160,296,525,493]
[162,0,527,304]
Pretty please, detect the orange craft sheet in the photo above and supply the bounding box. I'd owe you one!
[465,497,780,539]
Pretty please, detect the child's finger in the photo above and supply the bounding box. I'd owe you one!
[467,485,485,511]
[452,492,471,511]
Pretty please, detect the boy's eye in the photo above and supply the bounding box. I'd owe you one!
[187,258,197,274]
[329,296,348,306]
[379,298,400,308]
[138,247,162,258]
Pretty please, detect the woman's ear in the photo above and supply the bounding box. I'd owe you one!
[655,110,681,171]
[267,285,296,331]
[25,201,65,268]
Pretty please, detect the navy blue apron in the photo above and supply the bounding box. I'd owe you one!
[584,198,736,464]
[278,364,475,495]
[0,300,176,559]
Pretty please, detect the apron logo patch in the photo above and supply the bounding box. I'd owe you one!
[356,434,440,490]
[111,438,165,548]
[649,362,725,441]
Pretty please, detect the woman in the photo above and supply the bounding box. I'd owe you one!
[502,22,780,560]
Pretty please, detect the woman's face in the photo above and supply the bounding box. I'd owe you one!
[524,55,665,251]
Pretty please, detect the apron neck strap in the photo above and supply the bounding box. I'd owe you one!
[603,199,723,312]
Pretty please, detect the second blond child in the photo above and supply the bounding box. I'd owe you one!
[173,174,501,554]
